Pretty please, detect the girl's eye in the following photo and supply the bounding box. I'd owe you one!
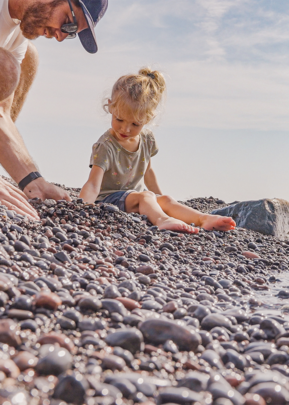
[116,118,123,122]
[133,123,140,127]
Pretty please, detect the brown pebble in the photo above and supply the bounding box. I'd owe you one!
[34,292,62,310]
[183,360,200,371]
[45,229,54,238]
[244,393,266,405]
[37,332,74,351]
[162,301,178,313]
[0,319,21,347]
[0,359,20,378]
[63,244,76,252]
[114,250,124,256]
[13,351,38,371]
[98,267,119,277]
[242,251,260,259]
[136,265,155,275]
[225,373,245,387]
[0,274,12,291]
[8,309,34,320]
[144,344,164,355]
[96,277,111,285]
[116,297,141,310]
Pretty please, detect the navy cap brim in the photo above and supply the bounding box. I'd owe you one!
[78,5,98,53]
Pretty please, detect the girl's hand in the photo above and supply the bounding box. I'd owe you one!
[79,166,104,204]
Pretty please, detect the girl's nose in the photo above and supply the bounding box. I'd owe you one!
[122,125,130,134]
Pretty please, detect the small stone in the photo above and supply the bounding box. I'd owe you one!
[0,319,21,347]
[34,292,62,310]
[139,318,201,352]
[105,328,144,354]
[36,346,72,376]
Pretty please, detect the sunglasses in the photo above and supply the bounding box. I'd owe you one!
[61,0,78,39]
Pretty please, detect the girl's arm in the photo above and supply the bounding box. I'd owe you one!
[79,165,104,203]
[144,160,162,195]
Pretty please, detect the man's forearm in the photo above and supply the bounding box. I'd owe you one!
[0,106,37,183]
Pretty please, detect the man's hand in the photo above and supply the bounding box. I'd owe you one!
[23,177,71,202]
[0,177,39,220]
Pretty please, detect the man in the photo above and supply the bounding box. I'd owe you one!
[0,0,108,219]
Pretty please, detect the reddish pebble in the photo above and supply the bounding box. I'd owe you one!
[144,344,164,354]
[114,250,124,256]
[98,267,118,277]
[116,297,141,310]
[63,244,76,252]
[183,360,200,371]
[0,319,21,347]
[45,229,54,238]
[37,332,74,351]
[96,277,111,286]
[202,257,215,262]
[34,292,62,310]
[13,351,38,371]
[242,251,260,259]
[225,373,245,387]
[244,393,266,405]
[162,301,178,313]
[78,264,89,270]
[136,265,155,275]
[0,359,20,378]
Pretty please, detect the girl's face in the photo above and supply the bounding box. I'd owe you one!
[110,106,146,143]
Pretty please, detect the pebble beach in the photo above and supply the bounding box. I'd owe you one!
[1,187,289,405]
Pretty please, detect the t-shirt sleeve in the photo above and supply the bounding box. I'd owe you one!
[147,131,159,157]
[89,142,111,171]
[10,29,29,64]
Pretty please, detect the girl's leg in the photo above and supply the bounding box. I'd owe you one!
[156,195,235,231]
[125,191,198,233]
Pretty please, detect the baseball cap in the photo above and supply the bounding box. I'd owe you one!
[78,0,108,53]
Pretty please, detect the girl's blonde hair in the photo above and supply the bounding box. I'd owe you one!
[103,67,166,124]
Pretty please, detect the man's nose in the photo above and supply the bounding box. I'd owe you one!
[54,29,68,42]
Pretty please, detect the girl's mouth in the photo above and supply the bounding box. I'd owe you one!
[120,134,128,138]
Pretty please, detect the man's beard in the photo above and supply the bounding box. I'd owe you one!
[20,0,65,40]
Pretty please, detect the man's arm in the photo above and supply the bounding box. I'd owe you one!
[144,160,162,195]
[10,42,38,122]
[0,47,71,204]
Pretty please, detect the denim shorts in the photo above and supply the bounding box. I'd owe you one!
[98,190,135,212]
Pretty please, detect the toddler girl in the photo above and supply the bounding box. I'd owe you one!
[80,68,236,234]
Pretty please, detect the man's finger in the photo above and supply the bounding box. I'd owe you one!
[9,188,39,215]
[63,192,72,202]
[8,183,29,199]
[1,195,39,220]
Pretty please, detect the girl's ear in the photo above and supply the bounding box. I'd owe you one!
[108,99,113,114]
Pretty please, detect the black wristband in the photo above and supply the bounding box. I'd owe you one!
[18,172,42,191]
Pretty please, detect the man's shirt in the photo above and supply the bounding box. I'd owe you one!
[0,0,28,63]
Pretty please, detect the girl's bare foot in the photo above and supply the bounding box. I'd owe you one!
[201,214,236,231]
[156,217,199,234]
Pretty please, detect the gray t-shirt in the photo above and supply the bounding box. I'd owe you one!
[89,129,158,201]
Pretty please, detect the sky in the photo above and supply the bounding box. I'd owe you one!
[3,0,289,203]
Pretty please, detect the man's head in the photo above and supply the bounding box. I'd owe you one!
[20,0,108,53]
[0,49,20,102]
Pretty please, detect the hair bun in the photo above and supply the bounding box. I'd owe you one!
[147,73,156,80]
[138,67,166,94]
